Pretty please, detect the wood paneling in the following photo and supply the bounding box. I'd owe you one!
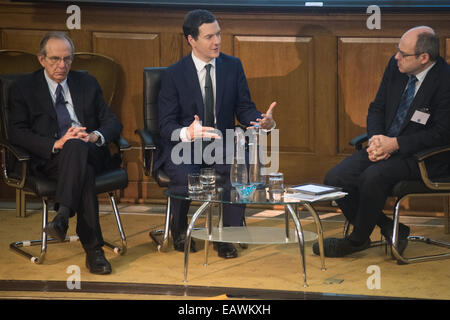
[235,36,314,153]
[2,1,450,214]
[337,37,398,154]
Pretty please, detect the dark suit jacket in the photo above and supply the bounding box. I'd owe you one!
[8,69,122,169]
[155,52,262,171]
[367,55,450,173]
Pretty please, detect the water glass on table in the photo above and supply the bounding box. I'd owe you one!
[188,173,202,195]
[200,168,216,194]
[268,172,284,202]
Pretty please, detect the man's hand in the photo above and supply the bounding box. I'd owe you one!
[53,126,89,150]
[186,115,221,141]
[88,132,99,143]
[366,135,399,162]
[248,101,277,130]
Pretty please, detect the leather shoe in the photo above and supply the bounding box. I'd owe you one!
[85,248,112,275]
[172,232,197,253]
[380,221,410,256]
[313,237,371,258]
[213,242,238,259]
[44,213,68,242]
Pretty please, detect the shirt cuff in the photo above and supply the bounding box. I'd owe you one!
[180,127,191,142]
[93,130,105,146]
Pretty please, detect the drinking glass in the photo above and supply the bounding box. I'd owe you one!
[268,172,284,202]
[188,173,202,195]
[200,168,216,194]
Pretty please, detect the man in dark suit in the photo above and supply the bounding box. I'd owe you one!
[314,26,450,258]
[8,31,122,274]
[155,9,276,258]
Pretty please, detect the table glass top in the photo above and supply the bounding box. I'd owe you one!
[164,185,345,205]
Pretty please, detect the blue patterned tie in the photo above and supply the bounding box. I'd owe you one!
[387,75,418,137]
[55,84,72,137]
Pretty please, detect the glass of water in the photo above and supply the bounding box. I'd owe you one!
[188,173,202,195]
[200,167,216,194]
[268,172,284,202]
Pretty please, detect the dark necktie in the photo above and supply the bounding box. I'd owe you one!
[204,64,214,127]
[387,75,418,137]
[55,84,72,137]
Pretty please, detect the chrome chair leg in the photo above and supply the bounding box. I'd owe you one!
[149,196,171,252]
[391,196,450,264]
[103,192,127,255]
[9,198,68,264]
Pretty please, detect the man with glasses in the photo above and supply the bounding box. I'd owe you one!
[8,31,122,274]
[313,26,450,257]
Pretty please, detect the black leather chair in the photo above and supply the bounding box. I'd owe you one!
[0,50,43,218]
[0,73,130,264]
[136,67,227,252]
[346,133,450,264]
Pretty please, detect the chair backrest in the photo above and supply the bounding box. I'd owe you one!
[0,73,29,141]
[143,67,167,146]
[71,52,118,106]
[0,50,41,74]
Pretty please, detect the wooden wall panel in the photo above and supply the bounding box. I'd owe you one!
[446,38,450,64]
[2,1,450,214]
[1,29,47,53]
[91,32,162,200]
[235,36,314,153]
[337,37,398,154]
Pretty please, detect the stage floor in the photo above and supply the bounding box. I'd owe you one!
[0,201,449,300]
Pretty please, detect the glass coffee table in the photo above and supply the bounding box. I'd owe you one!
[166,186,346,287]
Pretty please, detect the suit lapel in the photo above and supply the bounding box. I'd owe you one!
[215,54,225,120]
[399,59,441,132]
[184,56,204,119]
[387,73,408,126]
[67,72,85,125]
[34,70,57,120]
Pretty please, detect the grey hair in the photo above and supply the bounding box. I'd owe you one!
[415,30,440,62]
[39,31,75,56]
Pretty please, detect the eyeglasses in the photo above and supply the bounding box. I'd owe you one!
[395,44,421,58]
[45,55,73,65]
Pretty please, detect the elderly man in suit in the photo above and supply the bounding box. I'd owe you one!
[155,9,276,258]
[8,31,122,274]
[314,26,450,258]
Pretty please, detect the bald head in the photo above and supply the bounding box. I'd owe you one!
[402,26,439,61]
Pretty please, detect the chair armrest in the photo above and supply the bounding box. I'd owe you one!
[113,136,131,152]
[0,139,30,188]
[0,140,31,162]
[414,145,450,162]
[349,133,368,150]
[135,129,157,150]
[135,129,157,176]
[413,144,450,190]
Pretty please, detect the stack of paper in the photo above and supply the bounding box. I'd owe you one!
[283,191,347,203]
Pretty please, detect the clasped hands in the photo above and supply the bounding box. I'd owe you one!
[53,126,99,150]
[366,134,399,162]
[186,101,277,140]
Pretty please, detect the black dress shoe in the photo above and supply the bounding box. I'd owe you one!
[44,213,68,242]
[312,237,371,258]
[85,248,112,275]
[213,242,238,259]
[172,232,197,253]
[380,221,410,256]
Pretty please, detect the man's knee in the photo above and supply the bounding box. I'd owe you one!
[324,165,342,186]
[62,139,89,154]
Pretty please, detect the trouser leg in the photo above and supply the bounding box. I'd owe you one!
[324,149,417,242]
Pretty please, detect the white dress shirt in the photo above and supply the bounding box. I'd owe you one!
[44,71,105,148]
